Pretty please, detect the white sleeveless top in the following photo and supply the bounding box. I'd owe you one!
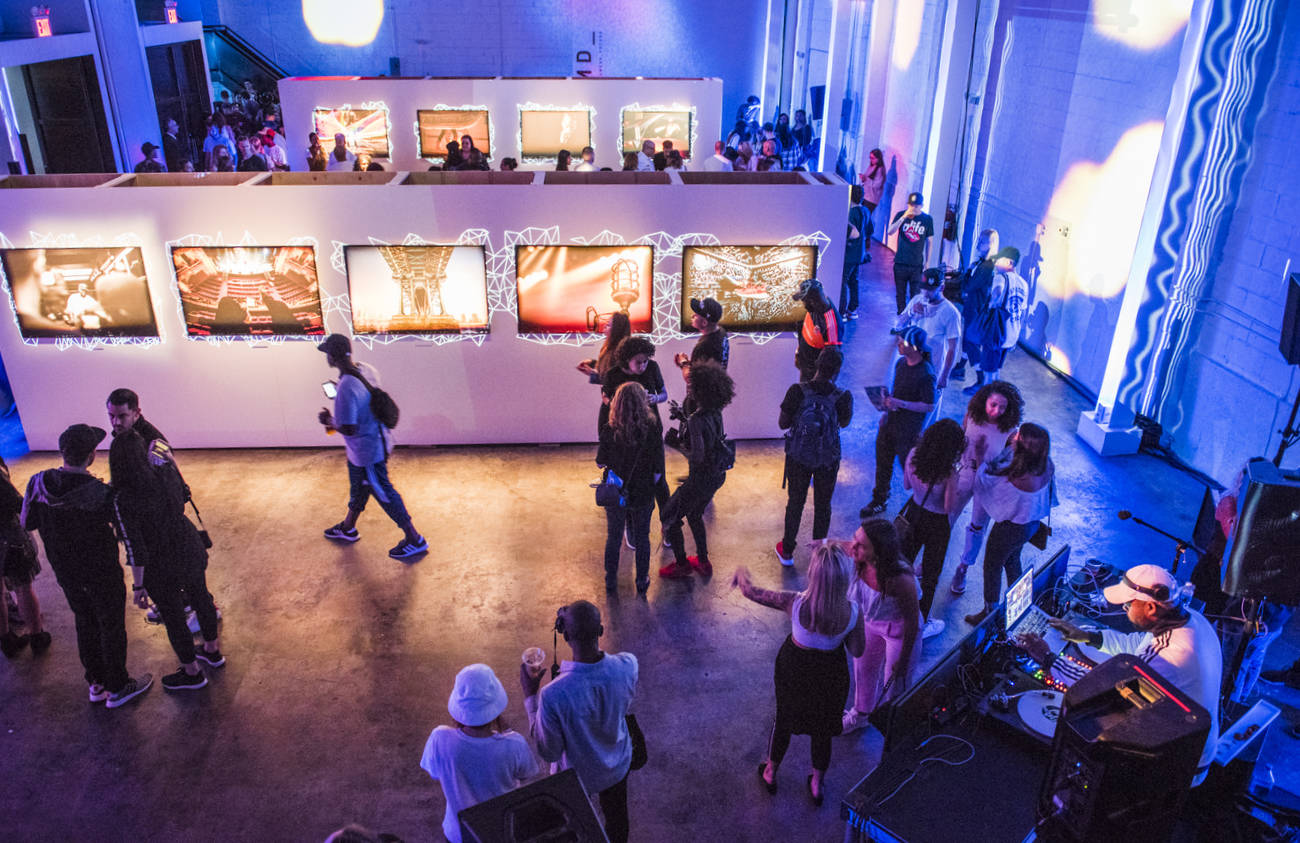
[790,596,859,650]
[849,574,922,624]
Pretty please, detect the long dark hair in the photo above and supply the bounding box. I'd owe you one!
[108,430,155,493]
[867,148,884,177]
[555,149,571,171]
[910,418,966,486]
[596,312,632,379]
[1001,422,1051,479]
[965,381,1023,433]
[857,517,909,581]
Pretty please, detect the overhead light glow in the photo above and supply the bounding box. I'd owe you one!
[303,0,383,47]
[1041,121,1165,300]
[1092,0,1191,50]
[891,1,924,71]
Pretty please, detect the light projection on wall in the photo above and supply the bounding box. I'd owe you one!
[314,103,391,158]
[303,0,382,47]
[344,245,489,334]
[620,105,696,159]
[171,244,325,338]
[1092,0,1191,50]
[416,108,492,161]
[518,104,594,161]
[680,245,816,331]
[892,1,924,70]
[0,231,161,350]
[516,245,654,333]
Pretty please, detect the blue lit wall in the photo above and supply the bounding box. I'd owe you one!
[200,0,768,142]
[963,2,1189,395]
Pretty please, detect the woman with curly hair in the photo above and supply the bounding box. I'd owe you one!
[899,418,966,639]
[950,381,1024,595]
[840,518,921,736]
[596,382,665,595]
[963,423,1055,625]
[659,360,735,580]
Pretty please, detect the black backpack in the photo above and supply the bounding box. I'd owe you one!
[707,412,736,473]
[348,367,400,429]
[785,384,842,468]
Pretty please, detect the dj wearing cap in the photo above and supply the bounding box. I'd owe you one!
[1021,564,1222,783]
[792,279,843,383]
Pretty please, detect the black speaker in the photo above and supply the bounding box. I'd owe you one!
[1037,654,1210,842]
[1281,273,1300,364]
[458,768,607,843]
[1223,458,1300,603]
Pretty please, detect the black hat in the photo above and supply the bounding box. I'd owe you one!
[59,424,106,465]
[994,246,1021,265]
[317,333,352,357]
[141,142,159,155]
[907,191,924,205]
[920,267,945,288]
[791,279,823,302]
[690,297,723,323]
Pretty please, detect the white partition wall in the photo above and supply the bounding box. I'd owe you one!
[0,172,847,450]
[277,77,724,172]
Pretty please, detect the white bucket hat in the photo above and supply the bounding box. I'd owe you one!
[448,663,508,727]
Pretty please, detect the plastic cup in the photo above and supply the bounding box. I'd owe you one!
[522,647,546,678]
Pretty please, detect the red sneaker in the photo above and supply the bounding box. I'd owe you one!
[775,541,794,567]
[659,561,694,579]
[689,556,713,577]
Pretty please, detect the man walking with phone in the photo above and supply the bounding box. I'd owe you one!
[887,192,935,314]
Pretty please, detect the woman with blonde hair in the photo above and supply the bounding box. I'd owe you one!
[596,381,665,595]
[735,543,865,806]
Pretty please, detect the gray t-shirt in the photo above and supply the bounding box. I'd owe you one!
[334,362,387,466]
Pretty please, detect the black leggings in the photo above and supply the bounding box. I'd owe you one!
[768,720,832,772]
[663,470,726,565]
[901,504,953,619]
[145,562,219,664]
[597,772,630,843]
[982,520,1037,607]
[783,458,839,553]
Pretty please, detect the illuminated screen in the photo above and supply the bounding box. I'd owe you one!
[170,246,325,337]
[313,107,390,158]
[417,109,490,159]
[515,245,654,333]
[345,245,489,334]
[520,110,592,158]
[1005,567,1033,631]
[1,247,158,338]
[680,245,817,331]
[622,110,692,158]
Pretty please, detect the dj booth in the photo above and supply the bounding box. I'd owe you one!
[840,546,1242,843]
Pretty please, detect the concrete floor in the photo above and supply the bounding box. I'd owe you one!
[2,243,1294,842]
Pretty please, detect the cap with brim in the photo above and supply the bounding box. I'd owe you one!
[907,191,924,205]
[920,268,944,288]
[59,424,107,463]
[994,246,1021,265]
[690,297,723,323]
[141,142,159,154]
[792,279,822,302]
[896,325,928,350]
[317,333,351,357]
[447,663,508,727]
[1103,563,1179,606]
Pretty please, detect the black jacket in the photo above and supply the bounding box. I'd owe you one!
[596,423,666,509]
[22,469,119,582]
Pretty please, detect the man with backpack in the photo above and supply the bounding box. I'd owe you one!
[775,349,853,566]
[317,334,427,560]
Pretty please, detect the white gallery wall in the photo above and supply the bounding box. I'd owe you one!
[277,77,724,173]
[0,174,847,450]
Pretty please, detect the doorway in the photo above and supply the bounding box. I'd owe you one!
[21,55,115,173]
[147,40,211,170]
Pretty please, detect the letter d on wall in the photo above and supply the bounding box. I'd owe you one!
[573,31,603,77]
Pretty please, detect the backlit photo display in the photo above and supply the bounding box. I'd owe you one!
[1,247,159,339]
[680,245,817,331]
[345,245,489,334]
[515,245,654,333]
[519,109,592,158]
[417,109,491,159]
[621,109,692,158]
[313,107,391,158]
[170,246,325,337]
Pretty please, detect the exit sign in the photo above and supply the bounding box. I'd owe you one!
[33,7,52,37]
[164,0,178,23]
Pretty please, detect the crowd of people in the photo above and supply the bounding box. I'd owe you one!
[133,80,286,175]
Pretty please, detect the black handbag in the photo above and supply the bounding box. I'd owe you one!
[973,282,1009,348]
[626,713,648,770]
[595,469,624,508]
[892,483,933,550]
[1027,477,1055,551]
[188,497,213,549]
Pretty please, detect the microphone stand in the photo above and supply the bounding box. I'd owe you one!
[1119,512,1197,575]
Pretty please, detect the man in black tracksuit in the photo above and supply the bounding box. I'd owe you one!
[22,424,152,708]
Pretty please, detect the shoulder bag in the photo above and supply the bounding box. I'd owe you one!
[892,483,934,551]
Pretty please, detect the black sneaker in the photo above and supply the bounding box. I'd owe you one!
[389,535,428,560]
[28,631,51,655]
[194,648,225,668]
[106,673,154,708]
[324,523,360,542]
[162,668,208,692]
[861,499,888,517]
[0,632,28,657]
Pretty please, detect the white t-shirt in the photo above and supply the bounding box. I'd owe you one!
[420,726,537,843]
[635,151,655,172]
[326,149,356,171]
[573,160,596,171]
[988,270,1030,348]
[700,154,733,172]
[897,293,962,367]
[1098,608,1222,772]
[333,362,387,466]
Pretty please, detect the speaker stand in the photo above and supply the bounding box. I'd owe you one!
[1272,375,1300,467]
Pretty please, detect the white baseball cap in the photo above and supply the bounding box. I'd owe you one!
[1103,564,1180,606]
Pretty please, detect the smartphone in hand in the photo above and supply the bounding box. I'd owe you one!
[322,381,337,399]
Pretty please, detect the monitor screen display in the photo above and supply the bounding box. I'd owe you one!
[417,109,490,159]
[1,247,158,338]
[1005,567,1034,632]
[680,245,817,331]
[519,109,592,158]
[170,246,325,337]
[515,245,654,333]
[313,107,390,158]
[345,245,489,334]
[621,109,692,158]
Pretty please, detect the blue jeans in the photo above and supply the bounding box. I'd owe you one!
[604,503,652,590]
[347,460,412,528]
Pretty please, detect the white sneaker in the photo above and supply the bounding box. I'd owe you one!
[841,707,869,735]
[922,618,946,640]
